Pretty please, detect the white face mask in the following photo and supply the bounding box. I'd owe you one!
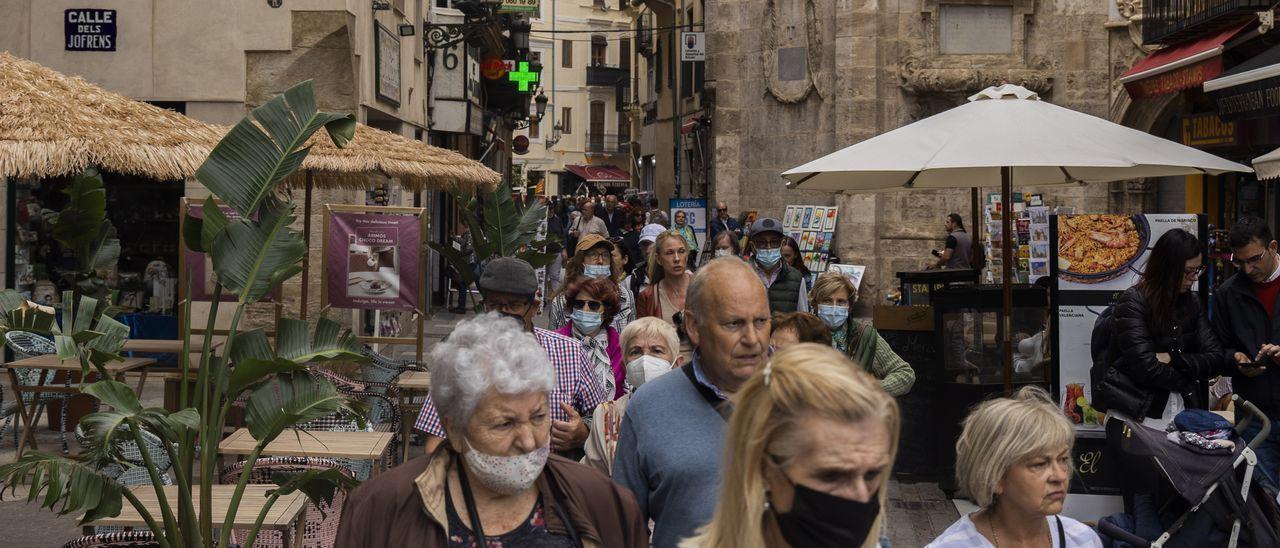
[626,355,673,389]
[462,438,550,495]
[714,248,733,258]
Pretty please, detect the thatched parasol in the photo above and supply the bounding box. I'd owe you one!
[294,124,500,193]
[0,51,223,181]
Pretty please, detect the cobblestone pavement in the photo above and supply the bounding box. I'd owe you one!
[0,309,957,547]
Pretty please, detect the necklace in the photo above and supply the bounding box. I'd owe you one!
[986,512,1052,548]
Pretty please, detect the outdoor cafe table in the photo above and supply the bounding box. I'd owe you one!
[394,371,431,462]
[83,485,309,547]
[219,428,395,476]
[1,355,154,457]
[121,337,224,354]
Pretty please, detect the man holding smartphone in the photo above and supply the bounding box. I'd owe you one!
[1212,216,1280,488]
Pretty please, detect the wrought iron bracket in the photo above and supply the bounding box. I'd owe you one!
[424,21,492,53]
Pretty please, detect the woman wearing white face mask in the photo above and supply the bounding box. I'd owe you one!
[809,272,916,397]
[583,317,683,476]
[555,277,627,401]
[336,313,648,547]
[699,231,743,267]
[549,234,636,332]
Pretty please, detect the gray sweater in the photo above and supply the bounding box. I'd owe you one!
[611,362,727,548]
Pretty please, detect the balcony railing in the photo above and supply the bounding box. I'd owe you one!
[586,132,627,154]
[1142,0,1268,45]
[587,63,628,87]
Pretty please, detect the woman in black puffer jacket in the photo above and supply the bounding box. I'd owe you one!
[1097,228,1224,541]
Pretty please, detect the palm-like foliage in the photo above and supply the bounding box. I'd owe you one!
[0,81,367,548]
[429,179,561,294]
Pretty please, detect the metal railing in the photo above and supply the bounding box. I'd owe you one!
[585,132,627,154]
[1142,0,1267,45]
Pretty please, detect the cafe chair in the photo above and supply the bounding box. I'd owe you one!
[219,456,355,548]
[357,344,425,386]
[74,424,175,534]
[301,368,401,479]
[62,531,160,548]
[2,330,73,454]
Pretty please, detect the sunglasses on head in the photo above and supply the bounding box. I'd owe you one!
[572,299,603,311]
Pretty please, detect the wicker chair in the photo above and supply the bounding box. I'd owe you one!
[62,531,161,548]
[2,330,73,454]
[219,456,355,548]
[74,424,175,534]
[357,344,424,386]
[300,368,400,479]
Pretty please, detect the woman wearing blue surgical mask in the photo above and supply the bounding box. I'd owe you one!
[555,277,627,403]
[809,272,916,397]
[583,317,683,476]
[549,234,635,332]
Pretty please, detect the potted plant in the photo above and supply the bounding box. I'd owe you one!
[0,80,369,548]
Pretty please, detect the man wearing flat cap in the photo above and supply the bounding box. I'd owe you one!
[416,257,607,457]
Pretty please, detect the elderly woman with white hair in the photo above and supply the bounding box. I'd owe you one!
[583,317,683,475]
[928,387,1103,548]
[336,313,647,547]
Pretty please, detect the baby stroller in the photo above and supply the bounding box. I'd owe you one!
[1098,396,1280,547]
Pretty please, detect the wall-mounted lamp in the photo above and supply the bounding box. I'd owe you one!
[398,23,416,36]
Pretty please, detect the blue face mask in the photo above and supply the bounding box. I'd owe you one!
[816,304,849,329]
[756,247,782,268]
[572,309,604,333]
[583,264,612,279]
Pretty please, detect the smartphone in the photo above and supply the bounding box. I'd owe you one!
[931,249,942,258]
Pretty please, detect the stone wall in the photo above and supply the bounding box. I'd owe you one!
[707,0,1117,305]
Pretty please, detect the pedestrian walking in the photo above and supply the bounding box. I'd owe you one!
[929,386,1103,548]
[682,343,899,548]
[613,257,772,548]
[810,272,916,396]
[699,230,742,267]
[1094,228,1222,541]
[626,223,665,298]
[1213,215,1280,489]
[747,217,810,313]
[548,234,636,332]
[337,313,648,548]
[583,317,682,476]
[415,257,607,458]
[555,277,626,401]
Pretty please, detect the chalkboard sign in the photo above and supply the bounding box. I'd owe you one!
[65,9,117,52]
[1069,435,1121,495]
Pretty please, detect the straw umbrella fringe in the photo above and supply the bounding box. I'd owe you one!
[0,52,501,193]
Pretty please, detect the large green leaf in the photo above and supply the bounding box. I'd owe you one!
[245,372,355,441]
[209,196,306,304]
[275,317,362,364]
[50,170,116,273]
[268,468,360,517]
[0,451,123,524]
[78,381,194,466]
[195,80,355,218]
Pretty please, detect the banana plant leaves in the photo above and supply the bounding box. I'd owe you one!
[428,179,561,289]
[0,452,125,524]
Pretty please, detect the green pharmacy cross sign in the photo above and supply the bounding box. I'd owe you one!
[509,61,539,92]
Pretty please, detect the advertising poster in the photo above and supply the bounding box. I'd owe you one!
[669,198,709,252]
[1053,213,1201,433]
[325,209,422,311]
[181,199,282,302]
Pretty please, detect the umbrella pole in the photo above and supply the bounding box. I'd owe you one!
[301,174,313,320]
[1001,167,1013,394]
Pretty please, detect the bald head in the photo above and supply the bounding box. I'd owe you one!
[687,256,765,319]
[684,256,770,393]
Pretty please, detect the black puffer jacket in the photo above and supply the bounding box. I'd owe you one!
[1096,288,1222,419]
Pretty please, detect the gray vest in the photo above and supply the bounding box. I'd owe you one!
[947,229,972,269]
[767,264,804,313]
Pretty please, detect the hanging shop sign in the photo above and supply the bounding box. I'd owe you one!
[1208,74,1280,121]
[508,61,539,91]
[65,9,117,51]
[498,0,539,13]
[375,22,402,106]
[1180,112,1237,148]
[481,57,508,80]
[322,205,425,312]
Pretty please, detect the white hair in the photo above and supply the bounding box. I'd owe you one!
[620,317,679,357]
[430,313,556,428]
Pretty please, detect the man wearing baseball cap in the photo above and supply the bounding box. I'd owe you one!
[416,257,607,457]
[748,217,810,313]
[626,223,667,297]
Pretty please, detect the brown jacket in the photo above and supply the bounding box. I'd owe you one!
[335,446,649,548]
[636,283,660,319]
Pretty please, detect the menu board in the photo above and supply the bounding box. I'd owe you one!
[324,207,424,311]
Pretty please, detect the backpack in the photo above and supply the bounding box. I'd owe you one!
[1088,302,1148,418]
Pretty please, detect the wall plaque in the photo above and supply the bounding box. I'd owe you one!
[939,5,1013,55]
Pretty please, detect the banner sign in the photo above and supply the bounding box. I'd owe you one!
[1180,112,1237,148]
[325,208,423,311]
[669,198,708,255]
[1052,214,1201,433]
[1208,74,1280,121]
[498,0,539,13]
[1124,58,1221,99]
[65,9,117,52]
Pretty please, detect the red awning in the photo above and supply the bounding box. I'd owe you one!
[1120,21,1252,99]
[566,164,630,183]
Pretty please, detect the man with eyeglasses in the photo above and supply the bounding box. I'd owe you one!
[746,217,809,313]
[416,257,607,458]
[1213,216,1280,488]
[708,202,740,242]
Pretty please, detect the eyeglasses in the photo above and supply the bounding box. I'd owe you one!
[1232,251,1268,268]
[1184,265,1206,278]
[717,208,727,212]
[484,298,532,314]
[572,299,603,311]
[582,250,612,261]
[754,238,784,249]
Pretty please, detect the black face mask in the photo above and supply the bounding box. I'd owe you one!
[772,482,880,548]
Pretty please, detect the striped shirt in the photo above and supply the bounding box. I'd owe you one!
[414,327,608,437]
[927,514,1103,548]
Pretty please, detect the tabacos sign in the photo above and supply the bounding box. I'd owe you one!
[65,9,117,52]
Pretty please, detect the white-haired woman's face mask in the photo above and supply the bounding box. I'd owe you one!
[448,390,552,495]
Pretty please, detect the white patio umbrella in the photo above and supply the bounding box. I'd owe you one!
[782,84,1251,391]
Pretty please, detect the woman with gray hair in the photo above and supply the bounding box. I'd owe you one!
[928,387,1102,547]
[336,313,647,547]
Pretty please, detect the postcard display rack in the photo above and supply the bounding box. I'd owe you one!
[782,205,839,282]
[983,193,1052,285]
